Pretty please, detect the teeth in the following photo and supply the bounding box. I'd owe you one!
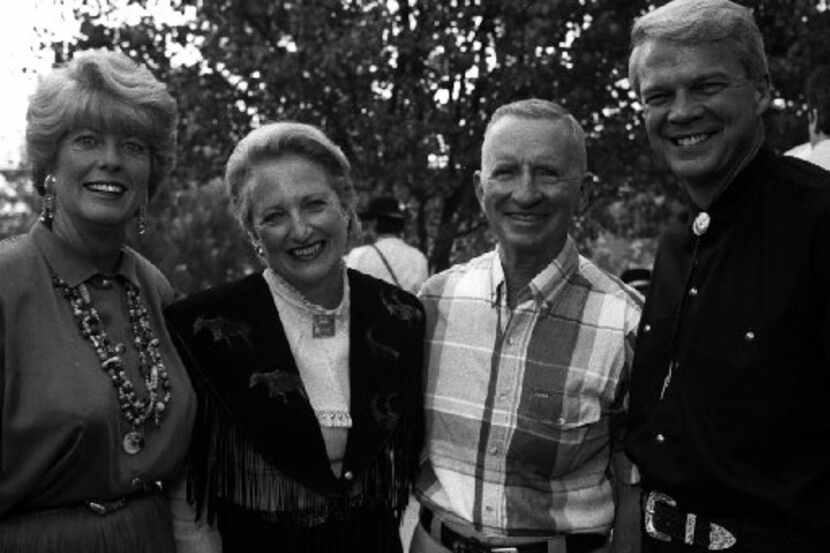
[510,213,541,221]
[674,134,709,147]
[291,243,323,259]
[86,183,125,194]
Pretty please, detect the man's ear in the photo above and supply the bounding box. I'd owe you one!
[754,75,772,115]
[473,170,485,211]
[577,172,593,215]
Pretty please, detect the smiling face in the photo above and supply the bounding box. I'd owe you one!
[248,154,350,302]
[633,39,770,206]
[475,115,583,267]
[51,128,151,234]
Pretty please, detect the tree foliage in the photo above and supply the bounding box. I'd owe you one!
[6,0,828,293]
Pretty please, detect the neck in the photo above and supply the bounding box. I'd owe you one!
[299,266,346,309]
[686,124,764,210]
[51,215,126,274]
[499,238,564,308]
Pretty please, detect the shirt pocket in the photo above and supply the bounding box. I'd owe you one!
[514,381,607,479]
[520,372,605,434]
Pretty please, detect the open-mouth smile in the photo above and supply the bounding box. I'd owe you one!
[84,182,127,196]
[669,132,717,148]
[289,241,324,260]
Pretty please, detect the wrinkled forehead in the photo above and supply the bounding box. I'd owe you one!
[481,115,585,170]
[631,39,748,93]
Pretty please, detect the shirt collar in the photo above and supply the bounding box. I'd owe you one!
[489,236,579,308]
[31,222,139,287]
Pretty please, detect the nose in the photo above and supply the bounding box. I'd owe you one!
[99,137,123,169]
[288,211,312,241]
[667,89,703,124]
[512,166,542,205]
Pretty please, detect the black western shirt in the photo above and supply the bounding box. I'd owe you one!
[626,148,830,534]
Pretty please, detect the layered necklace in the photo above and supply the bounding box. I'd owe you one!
[51,272,171,455]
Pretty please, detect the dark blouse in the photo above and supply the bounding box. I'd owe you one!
[626,149,830,535]
[165,270,425,553]
[0,223,196,516]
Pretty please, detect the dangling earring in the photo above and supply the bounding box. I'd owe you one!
[137,206,147,235]
[40,175,56,225]
[247,232,267,263]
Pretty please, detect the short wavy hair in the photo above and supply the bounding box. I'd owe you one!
[225,121,359,238]
[485,98,587,174]
[628,0,769,95]
[26,49,178,198]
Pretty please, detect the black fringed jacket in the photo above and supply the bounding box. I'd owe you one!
[165,270,425,552]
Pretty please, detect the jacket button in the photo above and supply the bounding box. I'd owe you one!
[643,324,652,333]
[744,331,755,342]
[343,470,353,481]
[655,433,666,444]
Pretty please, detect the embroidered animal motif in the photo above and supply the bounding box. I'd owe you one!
[380,288,423,324]
[249,370,308,403]
[366,327,400,361]
[193,316,252,347]
[371,393,401,431]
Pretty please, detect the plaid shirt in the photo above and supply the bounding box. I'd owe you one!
[415,238,642,537]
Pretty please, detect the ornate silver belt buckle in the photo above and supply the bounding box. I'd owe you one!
[644,491,675,542]
[645,490,736,550]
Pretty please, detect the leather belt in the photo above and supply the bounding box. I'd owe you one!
[419,506,607,553]
[87,480,164,516]
[644,490,737,550]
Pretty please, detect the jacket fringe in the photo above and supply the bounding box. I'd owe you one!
[186,368,417,531]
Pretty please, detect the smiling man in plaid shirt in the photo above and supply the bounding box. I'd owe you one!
[412,99,642,553]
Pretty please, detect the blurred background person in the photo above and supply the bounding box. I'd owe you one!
[166,121,425,553]
[784,64,830,170]
[345,195,428,294]
[0,49,194,552]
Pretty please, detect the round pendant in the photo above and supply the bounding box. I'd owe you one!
[122,430,145,455]
[692,211,711,236]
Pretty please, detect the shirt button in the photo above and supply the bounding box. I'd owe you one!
[505,337,515,346]
[655,433,666,444]
[485,505,494,512]
[556,417,567,425]
[343,470,353,481]
[744,331,756,342]
[643,324,652,333]
[489,446,499,455]
[100,277,113,289]
[688,287,698,297]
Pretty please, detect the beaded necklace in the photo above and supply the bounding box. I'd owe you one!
[51,272,171,455]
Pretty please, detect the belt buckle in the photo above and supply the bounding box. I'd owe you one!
[490,549,518,553]
[645,491,737,551]
[644,491,675,542]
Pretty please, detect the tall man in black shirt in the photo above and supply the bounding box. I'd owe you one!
[625,1,830,552]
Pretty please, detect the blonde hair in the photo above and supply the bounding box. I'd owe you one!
[628,0,769,94]
[26,48,178,197]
